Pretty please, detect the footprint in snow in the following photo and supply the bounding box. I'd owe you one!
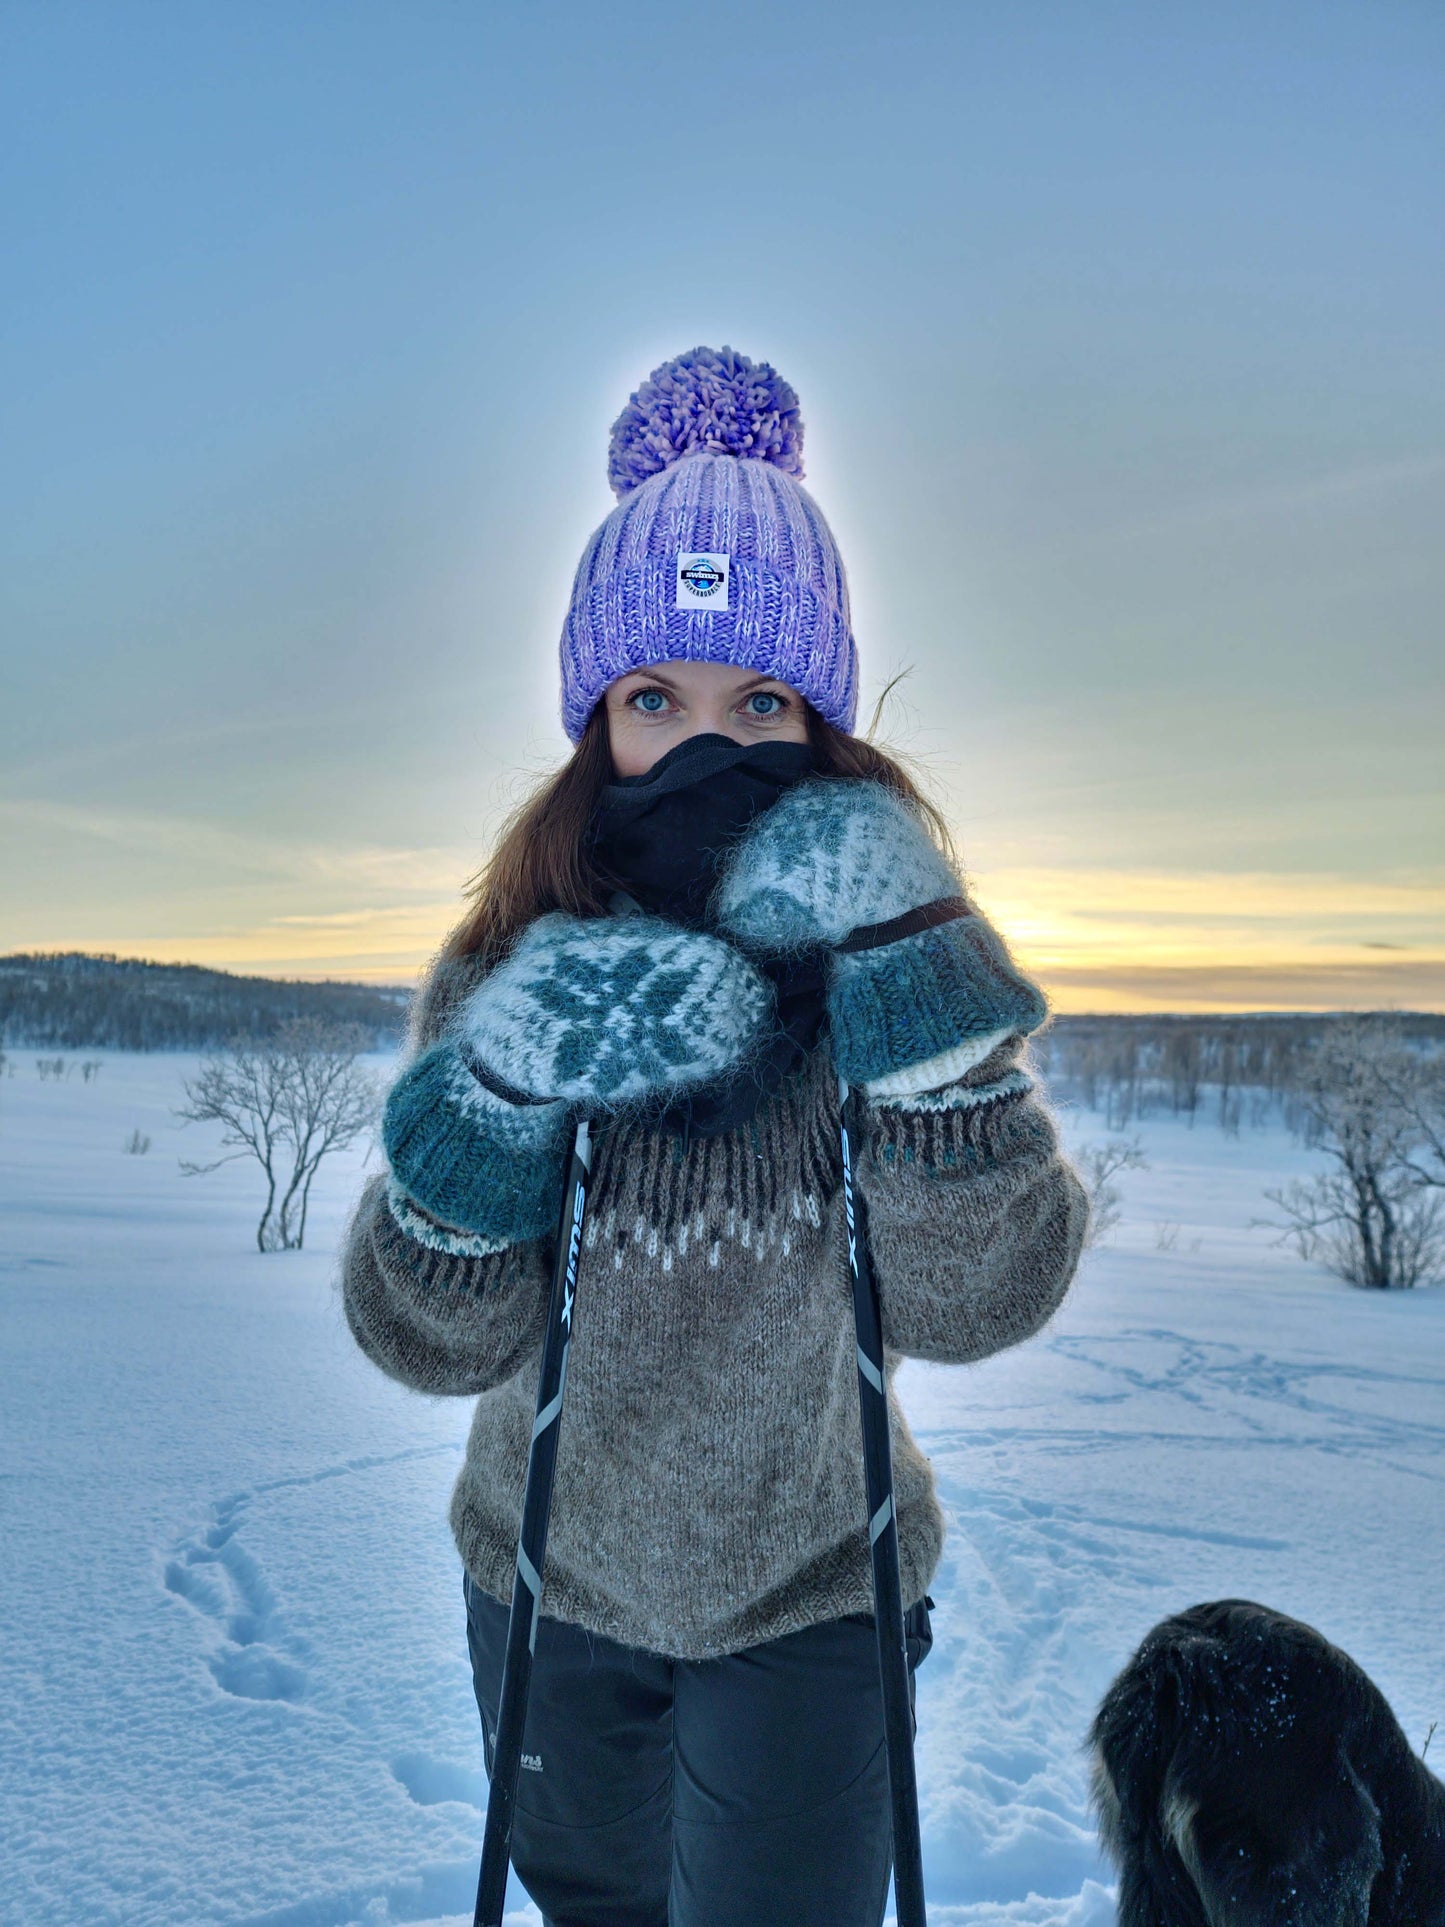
[161,1447,461,1711]
[390,1751,485,1809]
[162,1489,309,1704]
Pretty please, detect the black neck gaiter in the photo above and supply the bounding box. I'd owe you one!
[590,732,818,927]
[588,733,826,1141]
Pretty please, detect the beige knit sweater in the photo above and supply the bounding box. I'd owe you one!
[338,951,1088,1661]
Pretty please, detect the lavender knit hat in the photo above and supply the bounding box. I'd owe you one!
[558,346,859,743]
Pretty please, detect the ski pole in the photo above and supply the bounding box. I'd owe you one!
[474,1116,593,1927]
[839,1076,928,1927]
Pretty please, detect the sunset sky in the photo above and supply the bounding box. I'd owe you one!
[3,2,1442,1011]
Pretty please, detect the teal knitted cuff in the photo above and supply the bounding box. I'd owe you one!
[828,916,1048,1086]
[381,1041,570,1247]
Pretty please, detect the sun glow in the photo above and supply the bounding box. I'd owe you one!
[37,864,1439,1012]
[972,868,1445,1012]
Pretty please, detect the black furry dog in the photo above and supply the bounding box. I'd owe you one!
[1089,1599,1444,1926]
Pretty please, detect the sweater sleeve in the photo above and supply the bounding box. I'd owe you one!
[854,1034,1089,1364]
[338,1170,551,1397]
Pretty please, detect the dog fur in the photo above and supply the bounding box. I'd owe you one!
[1089,1599,1444,1926]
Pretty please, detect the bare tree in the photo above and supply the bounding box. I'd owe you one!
[1076,1136,1149,1247]
[1263,1019,1444,1290]
[176,1038,290,1249]
[271,1019,382,1249]
[1395,1053,1445,1196]
[176,1019,381,1251]
[1163,1029,1201,1123]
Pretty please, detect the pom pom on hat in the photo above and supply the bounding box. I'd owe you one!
[607,345,805,500]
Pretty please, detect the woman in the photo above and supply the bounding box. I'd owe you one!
[340,345,1089,1926]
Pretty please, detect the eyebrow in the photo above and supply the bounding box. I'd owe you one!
[618,668,787,694]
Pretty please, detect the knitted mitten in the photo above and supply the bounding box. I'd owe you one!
[714,778,1047,1088]
[461,912,772,1104]
[382,1045,572,1247]
[383,913,772,1243]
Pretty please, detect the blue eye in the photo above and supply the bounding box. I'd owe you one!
[745,691,785,716]
[632,689,669,713]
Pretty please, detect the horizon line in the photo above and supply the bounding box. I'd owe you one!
[5,948,1443,1021]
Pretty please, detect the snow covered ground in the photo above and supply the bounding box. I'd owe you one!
[2,1050,1441,1927]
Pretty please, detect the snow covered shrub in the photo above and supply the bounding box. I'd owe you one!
[1267,1171,1443,1289]
[1265,1018,1445,1289]
[175,1019,381,1252]
[123,1129,151,1155]
[1076,1136,1148,1247]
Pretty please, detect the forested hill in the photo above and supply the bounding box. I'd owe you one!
[6,952,1442,1069]
[0,952,411,1051]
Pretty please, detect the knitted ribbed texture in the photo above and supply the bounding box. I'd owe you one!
[559,347,858,742]
[715,777,961,951]
[861,1026,1016,1100]
[340,1026,1089,1660]
[461,911,772,1108]
[381,1041,569,1246]
[829,919,1050,1085]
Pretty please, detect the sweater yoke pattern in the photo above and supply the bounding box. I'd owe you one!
[583,1063,841,1276]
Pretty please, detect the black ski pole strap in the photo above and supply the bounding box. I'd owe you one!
[461,1044,560,1108]
[836,895,971,955]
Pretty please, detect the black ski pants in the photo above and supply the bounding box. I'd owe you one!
[463,1568,933,1927]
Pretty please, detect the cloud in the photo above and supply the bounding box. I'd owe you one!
[0,796,472,896]
[1039,959,1445,1014]
[1067,452,1445,551]
[972,865,1444,970]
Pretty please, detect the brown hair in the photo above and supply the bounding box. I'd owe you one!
[434,699,958,977]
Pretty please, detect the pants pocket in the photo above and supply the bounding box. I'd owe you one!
[905,1593,935,1673]
[841,1595,935,1673]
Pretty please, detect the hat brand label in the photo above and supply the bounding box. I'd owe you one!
[676,551,730,611]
